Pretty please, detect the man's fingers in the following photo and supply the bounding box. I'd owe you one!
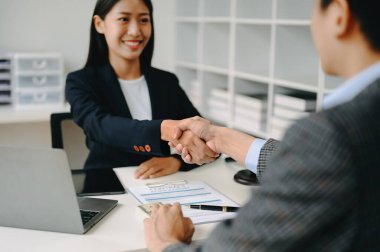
[176,143,184,154]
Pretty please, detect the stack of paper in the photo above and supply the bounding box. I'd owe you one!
[129,180,239,225]
[271,91,316,139]
[234,93,267,133]
[208,88,229,123]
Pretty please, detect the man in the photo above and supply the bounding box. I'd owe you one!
[144,0,380,251]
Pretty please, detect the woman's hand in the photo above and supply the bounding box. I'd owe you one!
[134,157,181,179]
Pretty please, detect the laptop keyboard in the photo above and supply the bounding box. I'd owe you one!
[80,210,100,225]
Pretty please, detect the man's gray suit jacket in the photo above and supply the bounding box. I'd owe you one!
[165,79,380,251]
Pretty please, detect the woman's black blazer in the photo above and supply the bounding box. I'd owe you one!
[66,63,200,170]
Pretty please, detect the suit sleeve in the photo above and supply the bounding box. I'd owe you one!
[257,138,280,182]
[66,72,164,156]
[164,113,356,251]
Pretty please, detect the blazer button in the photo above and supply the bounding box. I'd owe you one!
[139,146,146,152]
[134,145,139,152]
[145,145,151,152]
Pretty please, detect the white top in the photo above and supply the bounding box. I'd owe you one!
[119,76,152,120]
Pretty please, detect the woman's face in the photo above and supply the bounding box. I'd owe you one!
[94,0,152,64]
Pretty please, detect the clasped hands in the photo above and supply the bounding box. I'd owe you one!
[161,116,219,165]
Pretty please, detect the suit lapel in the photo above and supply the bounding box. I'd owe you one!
[98,63,132,118]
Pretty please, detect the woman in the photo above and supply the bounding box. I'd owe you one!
[66,0,216,179]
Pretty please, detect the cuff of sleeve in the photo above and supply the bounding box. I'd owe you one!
[245,138,266,174]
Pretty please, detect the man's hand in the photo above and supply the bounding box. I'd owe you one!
[169,116,220,164]
[134,157,181,179]
[144,203,195,252]
[174,130,217,165]
[161,119,218,165]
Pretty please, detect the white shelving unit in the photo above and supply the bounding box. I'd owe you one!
[174,0,343,139]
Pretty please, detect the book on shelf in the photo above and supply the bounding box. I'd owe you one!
[211,88,229,101]
[274,91,316,111]
[208,97,229,111]
[235,93,267,111]
[273,106,310,121]
[234,115,266,133]
[271,116,294,130]
[270,126,286,140]
[235,105,266,122]
[209,108,229,123]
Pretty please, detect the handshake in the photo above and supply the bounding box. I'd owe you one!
[161,116,255,166]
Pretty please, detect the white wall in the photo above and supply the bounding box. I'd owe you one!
[0,0,175,148]
[0,0,175,74]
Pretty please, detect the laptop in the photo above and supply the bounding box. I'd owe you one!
[0,146,118,234]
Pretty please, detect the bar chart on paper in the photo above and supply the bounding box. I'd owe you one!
[128,180,240,224]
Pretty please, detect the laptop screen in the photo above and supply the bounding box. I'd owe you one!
[71,169,126,196]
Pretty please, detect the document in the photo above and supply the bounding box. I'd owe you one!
[128,180,239,224]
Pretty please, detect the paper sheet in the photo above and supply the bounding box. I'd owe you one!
[128,180,239,224]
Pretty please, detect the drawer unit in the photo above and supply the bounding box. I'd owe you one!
[13,54,62,73]
[14,74,61,89]
[12,53,64,108]
[14,90,63,106]
[0,54,12,105]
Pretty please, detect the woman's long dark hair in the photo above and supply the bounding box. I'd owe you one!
[85,0,155,73]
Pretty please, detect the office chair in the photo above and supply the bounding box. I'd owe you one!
[50,112,89,170]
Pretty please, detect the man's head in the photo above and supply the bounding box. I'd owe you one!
[311,0,380,78]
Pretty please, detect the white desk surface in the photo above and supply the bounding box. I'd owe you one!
[0,159,256,252]
[0,104,69,124]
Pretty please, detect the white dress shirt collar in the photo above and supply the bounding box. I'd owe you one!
[323,61,380,110]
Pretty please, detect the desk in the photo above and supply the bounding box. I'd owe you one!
[0,159,255,252]
[0,104,69,148]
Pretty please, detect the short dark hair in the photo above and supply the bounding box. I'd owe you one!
[321,0,380,51]
[85,0,155,73]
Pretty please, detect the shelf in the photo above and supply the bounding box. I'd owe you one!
[174,0,331,140]
[201,65,229,75]
[234,71,271,84]
[203,0,231,17]
[202,72,229,120]
[175,61,199,70]
[275,20,311,26]
[176,17,200,23]
[276,0,314,20]
[203,23,230,69]
[175,66,199,102]
[274,78,318,93]
[176,0,200,17]
[202,17,230,23]
[274,25,319,86]
[176,23,199,63]
[235,18,272,25]
[234,24,271,76]
[236,0,272,19]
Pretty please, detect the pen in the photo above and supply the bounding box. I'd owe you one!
[186,204,240,212]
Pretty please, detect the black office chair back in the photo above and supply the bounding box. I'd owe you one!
[50,112,88,169]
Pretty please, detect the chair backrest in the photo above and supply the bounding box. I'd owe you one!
[50,112,88,170]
